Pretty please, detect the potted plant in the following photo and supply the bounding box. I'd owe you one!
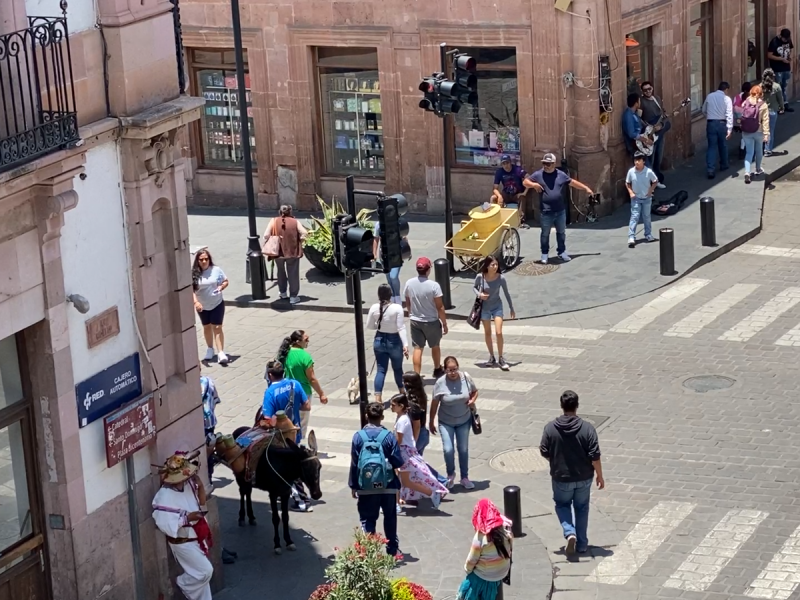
[304,195,374,276]
[308,530,433,600]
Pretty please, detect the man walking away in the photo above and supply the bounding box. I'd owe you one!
[491,154,530,228]
[702,82,733,179]
[626,153,659,248]
[404,257,449,377]
[349,402,405,557]
[524,153,594,265]
[540,390,605,556]
[639,81,669,188]
[767,28,794,110]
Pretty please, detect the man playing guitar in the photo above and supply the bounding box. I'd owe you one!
[639,82,669,188]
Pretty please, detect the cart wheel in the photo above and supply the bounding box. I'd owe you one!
[499,228,521,271]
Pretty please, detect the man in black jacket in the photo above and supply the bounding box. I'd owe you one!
[540,390,605,556]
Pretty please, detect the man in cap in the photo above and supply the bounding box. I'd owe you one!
[491,154,531,228]
[524,153,594,264]
[403,257,448,378]
[152,452,214,600]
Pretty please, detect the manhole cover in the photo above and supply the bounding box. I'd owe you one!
[683,375,736,393]
[581,414,610,430]
[489,447,550,473]
[515,261,560,276]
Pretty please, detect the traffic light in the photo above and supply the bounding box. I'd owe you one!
[453,53,478,106]
[435,78,461,114]
[377,194,411,271]
[332,214,346,272]
[419,77,438,112]
[339,215,374,271]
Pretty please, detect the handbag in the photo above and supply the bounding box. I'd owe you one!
[503,554,512,585]
[466,275,484,330]
[470,405,482,435]
[262,219,281,258]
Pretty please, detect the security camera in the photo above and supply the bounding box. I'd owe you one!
[67,294,91,314]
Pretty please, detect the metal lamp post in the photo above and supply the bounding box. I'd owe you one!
[230,0,266,300]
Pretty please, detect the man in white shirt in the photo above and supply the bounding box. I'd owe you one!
[701,82,734,180]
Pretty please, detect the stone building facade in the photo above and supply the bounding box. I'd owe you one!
[180,0,798,218]
[0,1,215,599]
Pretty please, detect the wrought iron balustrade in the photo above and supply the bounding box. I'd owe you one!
[0,15,79,173]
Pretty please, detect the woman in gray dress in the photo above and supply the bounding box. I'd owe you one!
[474,256,515,371]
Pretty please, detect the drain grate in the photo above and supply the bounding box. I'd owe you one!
[683,375,736,393]
[489,447,550,473]
[515,261,560,276]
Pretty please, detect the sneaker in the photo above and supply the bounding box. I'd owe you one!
[540,254,549,264]
[744,173,751,184]
[433,367,445,379]
[566,534,577,556]
[628,237,636,249]
[484,356,498,368]
[656,182,666,189]
[764,150,774,157]
[290,500,313,512]
[520,222,531,230]
[396,504,403,515]
[577,546,589,554]
[645,235,656,243]
[755,169,765,176]
[446,475,455,489]
[289,296,300,305]
[498,356,509,371]
[203,347,215,361]
[279,292,288,299]
[559,253,571,262]
[430,492,442,510]
[217,351,229,364]
[460,477,475,490]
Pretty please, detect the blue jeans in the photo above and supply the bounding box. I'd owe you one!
[777,70,791,103]
[540,210,567,255]
[416,425,430,454]
[705,120,729,174]
[357,493,398,555]
[767,111,778,152]
[373,332,404,394]
[439,418,471,479]
[552,478,593,550]
[628,197,653,239]
[742,131,764,174]
[385,266,401,299]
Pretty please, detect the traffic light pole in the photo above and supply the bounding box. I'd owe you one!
[346,176,370,428]
[440,42,455,273]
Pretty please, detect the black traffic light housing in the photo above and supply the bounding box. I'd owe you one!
[377,194,411,271]
[338,215,374,271]
[419,77,438,112]
[453,53,478,106]
[417,51,478,116]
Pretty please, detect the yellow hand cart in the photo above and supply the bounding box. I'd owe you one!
[444,204,521,273]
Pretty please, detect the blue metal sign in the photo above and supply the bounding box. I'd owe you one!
[76,353,142,428]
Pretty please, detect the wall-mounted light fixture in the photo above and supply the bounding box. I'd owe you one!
[67,294,91,314]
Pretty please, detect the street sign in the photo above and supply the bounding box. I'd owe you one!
[76,353,142,428]
[103,394,157,468]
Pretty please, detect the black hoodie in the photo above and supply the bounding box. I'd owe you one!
[540,415,601,482]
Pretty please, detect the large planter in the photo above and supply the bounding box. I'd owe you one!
[304,245,342,277]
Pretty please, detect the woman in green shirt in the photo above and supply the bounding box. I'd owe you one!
[276,330,329,405]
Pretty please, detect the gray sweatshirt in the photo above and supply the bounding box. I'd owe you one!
[474,274,514,312]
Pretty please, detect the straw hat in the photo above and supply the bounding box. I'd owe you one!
[159,450,200,484]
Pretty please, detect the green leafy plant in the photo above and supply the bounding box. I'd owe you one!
[304,195,374,264]
[323,530,396,600]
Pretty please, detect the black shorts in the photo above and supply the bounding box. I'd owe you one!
[199,302,225,326]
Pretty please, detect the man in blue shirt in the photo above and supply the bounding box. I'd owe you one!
[492,154,530,228]
[622,93,653,164]
[524,153,594,265]
[349,402,404,557]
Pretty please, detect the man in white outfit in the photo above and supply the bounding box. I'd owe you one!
[153,452,214,600]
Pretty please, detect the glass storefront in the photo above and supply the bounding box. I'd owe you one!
[450,48,519,168]
[689,1,713,111]
[626,28,654,97]
[191,49,257,169]
[317,48,384,177]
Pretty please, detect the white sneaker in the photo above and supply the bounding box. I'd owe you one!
[431,492,442,510]
[217,351,229,364]
[628,237,636,248]
[540,254,549,264]
[446,475,455,489]
[279,292,288,299]
[559,252,571,262]
[203,347,215,361]
[289,296,300,305]
[656,182,666,189]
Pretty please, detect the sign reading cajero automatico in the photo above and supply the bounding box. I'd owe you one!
[75,353,142,427]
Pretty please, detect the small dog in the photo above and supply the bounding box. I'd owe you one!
[347,377,359,404]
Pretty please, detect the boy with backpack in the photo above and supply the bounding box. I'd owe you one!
[349,402,405,557]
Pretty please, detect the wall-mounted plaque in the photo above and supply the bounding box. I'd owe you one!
[86,307,120,349]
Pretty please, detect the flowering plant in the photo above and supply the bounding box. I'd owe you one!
[390,578,434,600]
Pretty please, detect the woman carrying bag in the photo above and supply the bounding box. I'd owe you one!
[469,257,515,371]
[262,205,308,304]
[456,498,513,600]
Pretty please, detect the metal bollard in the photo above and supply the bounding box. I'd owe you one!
[700,196,716,247]
[659,228,676,276]
[245,251,266,285]
[433,258,453,309]
[503,485,523,538]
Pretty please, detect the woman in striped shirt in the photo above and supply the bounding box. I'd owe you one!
[456,498,513,600]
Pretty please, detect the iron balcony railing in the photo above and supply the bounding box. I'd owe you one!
[0,15,79,173]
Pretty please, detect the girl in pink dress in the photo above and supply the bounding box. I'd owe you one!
[390,394,449,510]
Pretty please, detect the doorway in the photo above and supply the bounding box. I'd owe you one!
[747,0,768,82]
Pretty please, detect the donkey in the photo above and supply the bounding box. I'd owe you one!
[232,426,322,554]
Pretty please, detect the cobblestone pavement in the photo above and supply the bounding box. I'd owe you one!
[204,178,800,600]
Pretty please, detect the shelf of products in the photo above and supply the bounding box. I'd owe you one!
[198,70,257,169]
[321,73,384,176]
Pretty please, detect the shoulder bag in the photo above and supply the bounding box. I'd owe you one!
[464,372,482,435]
[262,219,281,258]
[467,275,484,330]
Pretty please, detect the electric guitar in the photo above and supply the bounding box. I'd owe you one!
[635,98,692,156]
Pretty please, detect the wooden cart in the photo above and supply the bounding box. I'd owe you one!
[444,204,521,273]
